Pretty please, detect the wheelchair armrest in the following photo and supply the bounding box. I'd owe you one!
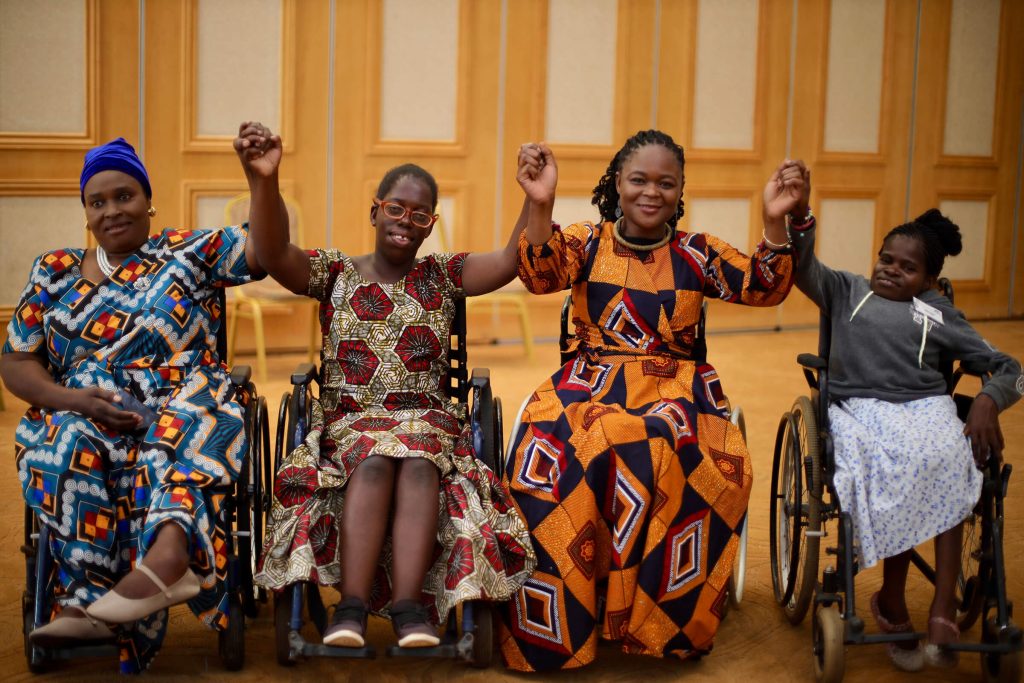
[469,367,491,390]
[797,353,827,370]
[229,365,252,387]
[958,359,990,377]
[290,362,317,387]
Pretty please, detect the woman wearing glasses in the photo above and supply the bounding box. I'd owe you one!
[235,123,535,649]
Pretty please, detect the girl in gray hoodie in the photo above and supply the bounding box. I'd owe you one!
[790,208,1022,672]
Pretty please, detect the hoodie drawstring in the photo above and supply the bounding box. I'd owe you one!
[849,291,873,321]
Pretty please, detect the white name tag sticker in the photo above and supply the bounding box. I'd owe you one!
[912,297,944,326]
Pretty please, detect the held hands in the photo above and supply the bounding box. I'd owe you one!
[70,387,143,433]
[234,121,282,179]
[517,142,558,205]
[964,393,1005,467]
[764,159,811,221]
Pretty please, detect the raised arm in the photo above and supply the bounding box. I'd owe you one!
[517,143,558,246]
[762,158,811,249]
[461,196,529,296]
[234,121,311,295]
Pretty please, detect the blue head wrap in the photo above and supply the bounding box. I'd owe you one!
[80,137,152,203]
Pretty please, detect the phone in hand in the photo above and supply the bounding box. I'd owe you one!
[116,390,159,435]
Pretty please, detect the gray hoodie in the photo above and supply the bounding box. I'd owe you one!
[790,224,1022,411]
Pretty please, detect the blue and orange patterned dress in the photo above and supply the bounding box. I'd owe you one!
[3,226,258,673]
[499,221,795,671]
[255,250,535,624]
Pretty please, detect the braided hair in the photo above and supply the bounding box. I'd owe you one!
[591,129,686,227]
[376,163,439,211]
[884,208,963,277]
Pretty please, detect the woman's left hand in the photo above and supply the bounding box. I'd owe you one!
[964,393,1004,467]
[234,121,282,178]
[763,159,810,221]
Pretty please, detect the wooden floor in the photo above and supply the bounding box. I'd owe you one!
[1,321,1021,682]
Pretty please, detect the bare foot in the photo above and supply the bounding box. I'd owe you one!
[928,611,959,646]
[110,524,190,600]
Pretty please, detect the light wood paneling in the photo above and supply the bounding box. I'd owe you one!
[823,0,885,153]
[545,0,618,146]
[943,0,999,157]
[910,0,1024,318]
[0,0,97,147]
[818,197,877,278]
[692,0,759,151]
[378,0,460,143]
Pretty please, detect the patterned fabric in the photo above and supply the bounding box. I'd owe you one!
[829,396,982,568]
[499,222,794,671]
[255,250,535,624]
[5,226,256,674]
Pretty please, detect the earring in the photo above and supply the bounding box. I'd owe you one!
[614,201,623,219]
[148,206,157,217]
[84,221,90,230]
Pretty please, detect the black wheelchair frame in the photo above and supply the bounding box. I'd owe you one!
[21,289,271,673]
[768,278,1022,682]
[271,295,503,668]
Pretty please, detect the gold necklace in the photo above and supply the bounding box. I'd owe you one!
[612,217,674,251]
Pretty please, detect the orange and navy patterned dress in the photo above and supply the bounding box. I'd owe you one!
[256,250,535,623]
[3,226,258,673]
[499,221,794,671]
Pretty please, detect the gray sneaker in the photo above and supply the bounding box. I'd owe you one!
[390,600,440,648]
[323,596,368,647]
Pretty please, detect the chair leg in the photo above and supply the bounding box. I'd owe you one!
[227,303,239,366]
[250,302,268,386]
[514,297,535,361]
[307,300,319,364]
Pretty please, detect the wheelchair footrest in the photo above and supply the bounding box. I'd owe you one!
[386,641,461,659]
[290,630,376,659]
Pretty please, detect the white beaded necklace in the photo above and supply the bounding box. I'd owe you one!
[96,246,116,278]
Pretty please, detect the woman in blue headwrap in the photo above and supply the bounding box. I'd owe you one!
[0,137,264,673]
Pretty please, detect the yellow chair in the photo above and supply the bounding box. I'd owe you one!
[432,209,534,360]
[223,193,319,384]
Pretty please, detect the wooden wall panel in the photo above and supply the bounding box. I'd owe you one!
[910,0,1024,318]
[2,0,1022,355]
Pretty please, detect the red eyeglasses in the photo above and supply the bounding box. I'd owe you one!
[372,198,437,229]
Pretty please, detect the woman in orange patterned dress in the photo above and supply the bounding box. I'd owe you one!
[499,131,810,670]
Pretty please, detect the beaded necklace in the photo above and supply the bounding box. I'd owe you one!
[612,217,674,251]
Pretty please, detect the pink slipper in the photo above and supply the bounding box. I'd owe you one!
[924,616,960,669]
[870,591,923,672]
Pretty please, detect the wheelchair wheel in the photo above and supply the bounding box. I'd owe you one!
[466,601,494,669]
[981,615,1022,683]
[474,384,497,472]
[956,507,985,631]
[219,595,245,671]
[812,606,845,683]
[726,406,748,609]
[769,396,821,625]
[22,593,46,673]
[493,397,504,478]
[274,587,296,666]
[726,516,749,610]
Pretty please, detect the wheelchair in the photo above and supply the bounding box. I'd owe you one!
[503,295,749,613]
[21,290,271,673]
[769,278,1022,682]
[271,294,504,668]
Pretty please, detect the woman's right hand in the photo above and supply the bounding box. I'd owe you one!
[70,387,142,433]
[517,142,557,205]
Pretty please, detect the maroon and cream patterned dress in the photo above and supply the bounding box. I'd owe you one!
[255,249,535,623]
